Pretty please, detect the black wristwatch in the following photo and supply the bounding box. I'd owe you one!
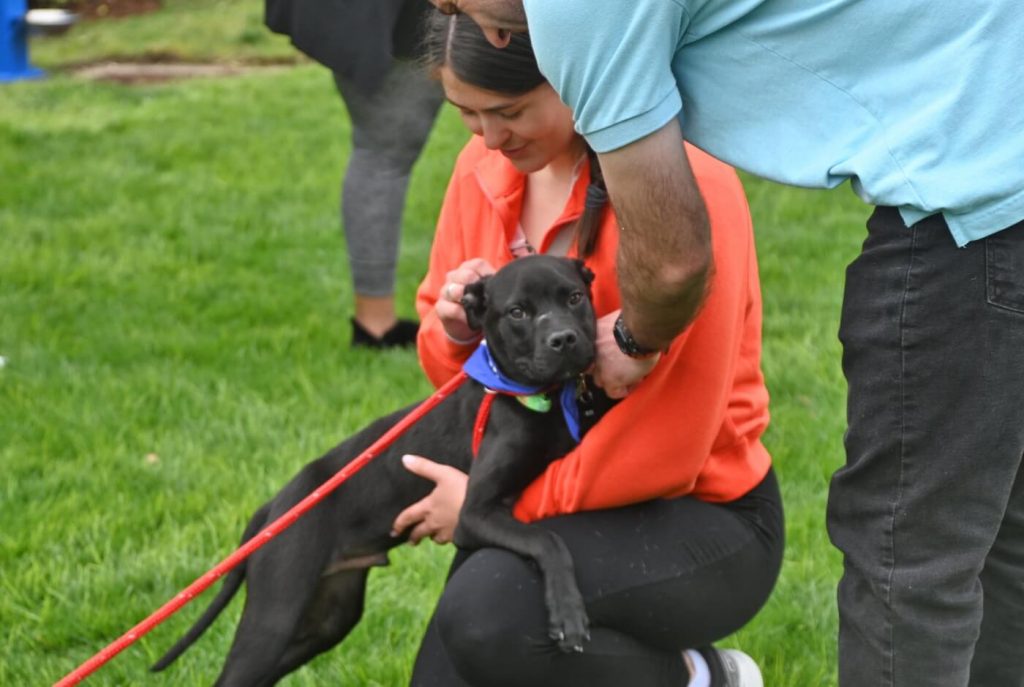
[612,314,660,359]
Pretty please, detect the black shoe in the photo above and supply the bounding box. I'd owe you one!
[351,318,419,349]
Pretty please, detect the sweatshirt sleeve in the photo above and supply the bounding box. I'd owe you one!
[514,157,760,521]
[416,155,481,388]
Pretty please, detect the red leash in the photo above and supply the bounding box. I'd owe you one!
[472,390,498,457]
[53,371,469,687]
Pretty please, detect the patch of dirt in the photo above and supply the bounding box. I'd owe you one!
[72,60,291,84]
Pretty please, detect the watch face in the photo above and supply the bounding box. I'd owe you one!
[614,315,657,358]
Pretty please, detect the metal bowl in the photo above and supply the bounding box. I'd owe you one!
[25,8,80,37]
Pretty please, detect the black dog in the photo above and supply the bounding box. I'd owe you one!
[152,255,605,686]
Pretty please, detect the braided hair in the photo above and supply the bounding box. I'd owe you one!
[422,11,610,258]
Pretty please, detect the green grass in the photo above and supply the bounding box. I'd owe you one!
[2,3,868,684]
[29,0,300,68]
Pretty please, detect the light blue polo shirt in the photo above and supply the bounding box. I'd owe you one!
[524,0,1024,246]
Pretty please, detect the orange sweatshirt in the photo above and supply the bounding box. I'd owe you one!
[416,136,771,522]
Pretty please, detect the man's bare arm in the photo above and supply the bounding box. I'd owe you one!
[597,118,712,350]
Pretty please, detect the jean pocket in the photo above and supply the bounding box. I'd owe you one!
[986,223,1024,313]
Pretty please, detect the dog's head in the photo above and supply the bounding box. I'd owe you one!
[461,255,597,387]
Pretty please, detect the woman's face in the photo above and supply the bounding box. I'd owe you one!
[441,67,579,174]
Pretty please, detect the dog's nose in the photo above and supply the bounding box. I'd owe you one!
[546,329,578,352]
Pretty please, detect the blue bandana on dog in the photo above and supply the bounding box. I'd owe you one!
[463,340,582,443]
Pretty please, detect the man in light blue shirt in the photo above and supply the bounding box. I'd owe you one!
[433,1,1024,685]
[528,1,1024,248]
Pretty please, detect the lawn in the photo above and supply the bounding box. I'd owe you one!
[2,2,866,684]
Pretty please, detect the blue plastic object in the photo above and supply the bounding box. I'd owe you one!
[1,0,44,82]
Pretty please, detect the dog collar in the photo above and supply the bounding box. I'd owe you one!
[463,341,582,456]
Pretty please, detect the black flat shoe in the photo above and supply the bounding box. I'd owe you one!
[351,318,419,349]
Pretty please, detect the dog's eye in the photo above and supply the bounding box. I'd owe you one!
[568,291,584,306]
[507,306,526,320]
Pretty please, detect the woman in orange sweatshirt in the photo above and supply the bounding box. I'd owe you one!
[394,12,783,687]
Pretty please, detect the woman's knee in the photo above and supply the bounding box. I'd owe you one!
[434,549,547,680]
[434,594,503,675]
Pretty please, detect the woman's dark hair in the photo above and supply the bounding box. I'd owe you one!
[423,10,545,95]
[423,11,608,258]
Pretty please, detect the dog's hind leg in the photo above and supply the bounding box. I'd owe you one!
[264,567,373,682]
[212,566,372,687]
[211,588,316,687]
[211,528,334,687]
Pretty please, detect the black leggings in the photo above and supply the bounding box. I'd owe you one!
[410,469,784,687]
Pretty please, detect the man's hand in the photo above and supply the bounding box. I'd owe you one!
[592,310,659,398]
[391,455,468,545]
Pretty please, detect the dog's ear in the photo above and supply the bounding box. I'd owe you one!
[460,277,490,331]
[572,258,595,287]
[572,259,595,290]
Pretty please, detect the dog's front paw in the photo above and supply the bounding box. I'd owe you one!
[545,584,590,653]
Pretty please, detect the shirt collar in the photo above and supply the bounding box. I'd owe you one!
[472,142,592,255]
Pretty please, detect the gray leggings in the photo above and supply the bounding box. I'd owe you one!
[334,60,443,297]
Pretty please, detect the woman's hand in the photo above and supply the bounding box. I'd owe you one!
[591,311,660,399]
[436,258,496,344]
[391,455,468,545]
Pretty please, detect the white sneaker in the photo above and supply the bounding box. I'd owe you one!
[715,648,764,687]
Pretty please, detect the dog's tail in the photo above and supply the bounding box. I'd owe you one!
[150,503,270,672]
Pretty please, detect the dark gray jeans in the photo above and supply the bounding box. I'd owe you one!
[828,207,1024,686]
